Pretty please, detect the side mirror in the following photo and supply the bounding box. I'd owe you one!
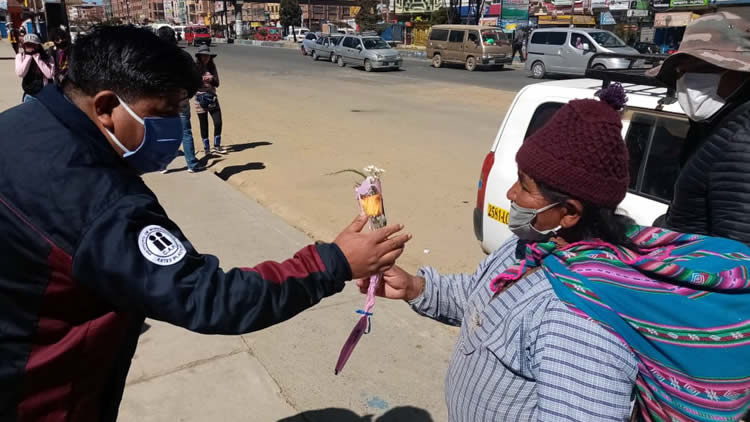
[356,45,362,51]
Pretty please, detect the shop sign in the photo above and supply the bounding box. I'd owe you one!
[669,0,708,6]
[553,0,573,5]
[394,0,442,14]
[713,0,750,3]
[654,11,697,26]
[627,9,649,15]
[480,17,499,26]
[599,10,616,23]
[502,0,530,19]
[609,0,630,9]
[590,0,609,8]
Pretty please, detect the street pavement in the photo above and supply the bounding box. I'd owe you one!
[187,42,539,93]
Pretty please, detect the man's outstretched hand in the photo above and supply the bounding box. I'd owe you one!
[334,215,411,280]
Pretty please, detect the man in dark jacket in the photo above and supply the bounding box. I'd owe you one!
[0,26,410,422]
[648,12,750,245]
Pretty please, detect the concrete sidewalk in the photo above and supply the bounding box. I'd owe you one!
[120,163,455,422]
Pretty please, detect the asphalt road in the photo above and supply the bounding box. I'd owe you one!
[185,42,540,92]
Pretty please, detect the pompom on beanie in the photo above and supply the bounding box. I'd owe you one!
[515,84,629,209]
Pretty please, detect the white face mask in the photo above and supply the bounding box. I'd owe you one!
[676,72,726,122]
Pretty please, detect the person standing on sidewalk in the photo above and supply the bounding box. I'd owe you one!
[194,45,225,155]
[511,29,525,63]
[0,26,410,422]
[15,33,55,102]
[157,25,204,173]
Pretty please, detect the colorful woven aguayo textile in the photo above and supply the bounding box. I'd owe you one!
[491,226,750,421]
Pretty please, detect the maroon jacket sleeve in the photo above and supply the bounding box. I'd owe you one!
[72,194,352,334]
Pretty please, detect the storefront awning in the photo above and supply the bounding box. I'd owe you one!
[654,11,699,27]
[537,14,596,25]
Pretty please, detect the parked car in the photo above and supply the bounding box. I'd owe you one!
[474,78,688,253]
[633,41,660,54]
[254,26,282,41]
[286,27,310,42]
[525,28,640,79]
[185,25,211,46]
[334,35,402,71]
[426,24,512,71]
[300,32,319,55]
[311,34,343,62]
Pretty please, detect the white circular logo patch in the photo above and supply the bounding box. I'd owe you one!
[138,225,186,266]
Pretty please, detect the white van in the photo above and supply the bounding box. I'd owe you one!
[474,78,688,253]
[286,27,310,42]
[525,28,640,79]
[174,25,186,40]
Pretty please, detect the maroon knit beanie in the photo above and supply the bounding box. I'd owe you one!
[516,91,628,209]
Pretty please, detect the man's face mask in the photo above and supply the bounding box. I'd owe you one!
[104,96,183,174]
[508,201,561,242]
[676,72,726,122]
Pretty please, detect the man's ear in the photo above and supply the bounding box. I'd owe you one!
[560,199,583,229]
[92,91,120,131]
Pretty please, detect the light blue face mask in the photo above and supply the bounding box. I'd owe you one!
[105,96,183,174]
[508,201,561,242]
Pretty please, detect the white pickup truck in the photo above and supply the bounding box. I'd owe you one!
[474,78,688,253]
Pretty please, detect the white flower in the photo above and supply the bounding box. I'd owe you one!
[363,165,386,179]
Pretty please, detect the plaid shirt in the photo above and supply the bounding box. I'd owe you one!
[409,238,638,422]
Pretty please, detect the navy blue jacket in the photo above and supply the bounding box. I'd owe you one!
[0,86,352,422]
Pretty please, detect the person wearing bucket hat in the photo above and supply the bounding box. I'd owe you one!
[648,12,750,246]
[194,45,226,155]
[15,32,55,102]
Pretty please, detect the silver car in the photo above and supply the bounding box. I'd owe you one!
[311,35,343,62]
[525,28,640,79]
[334,35,402,72]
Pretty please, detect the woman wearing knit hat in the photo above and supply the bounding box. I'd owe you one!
[359,84,750,421]
[15,33,55,103]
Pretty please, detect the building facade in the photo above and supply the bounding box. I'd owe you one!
[68,2,106,23]
[111,0,166,22]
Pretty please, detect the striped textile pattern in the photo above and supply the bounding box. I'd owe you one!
[409,237,638,421]
[491,226,750,421]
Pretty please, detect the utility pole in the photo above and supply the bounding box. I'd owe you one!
[222,0,228,38]
[308,0,311,29]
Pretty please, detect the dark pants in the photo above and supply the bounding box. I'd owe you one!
[197,108,222,150]
[11,43,19,54]
[511,43,524,62]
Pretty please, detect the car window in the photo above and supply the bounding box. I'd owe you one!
[342,37,353,48]
[468,31,480,44]
[546,31,566,45]
[316,37,325,44]
[306,33,316,40]
[449,30,465,43]
[624,110,689,202]
[570,33,588,49]
[351,38,362,48]
[530,31,547,44]
[589,31,626,48]
[430,29,449,41]
[332,37,342,45]
[363,38,390,49]
[481,30,506,45]
[524,102,564,139]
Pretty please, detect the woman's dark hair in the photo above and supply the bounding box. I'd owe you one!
[63,25,201,101]
[537,181,639,250]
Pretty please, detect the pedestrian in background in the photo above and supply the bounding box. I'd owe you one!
[15,33,55,102]
[157,26,204,173]
[194,46,226,155]
[47,27,72,84]
[648,12,750,245]
[511,29,525,63]
[9,23,20,54]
